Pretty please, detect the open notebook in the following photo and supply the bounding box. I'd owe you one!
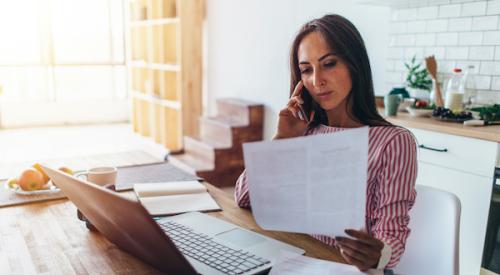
[133,181,221,216]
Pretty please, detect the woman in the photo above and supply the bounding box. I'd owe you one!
[234,14,417,271]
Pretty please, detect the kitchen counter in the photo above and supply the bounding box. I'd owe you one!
[379,109,500,143]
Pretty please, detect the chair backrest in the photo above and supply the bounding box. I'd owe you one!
[394,185,461,275]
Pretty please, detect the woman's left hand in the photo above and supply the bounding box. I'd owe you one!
[335,229,384,271]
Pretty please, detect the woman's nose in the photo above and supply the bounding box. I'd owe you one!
[312,69,326,88]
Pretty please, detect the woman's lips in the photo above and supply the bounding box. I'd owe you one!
[316,91,333,100]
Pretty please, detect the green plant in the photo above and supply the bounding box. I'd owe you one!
[470,104,500,121]
[405,56,432,91]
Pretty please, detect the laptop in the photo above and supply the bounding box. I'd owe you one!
[41,165,304,275]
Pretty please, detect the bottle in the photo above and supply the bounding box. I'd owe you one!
[444,68,465,112]
[463,65,476,108]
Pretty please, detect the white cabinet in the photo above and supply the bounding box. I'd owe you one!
[408,127,496,275]
[411,129,496,178]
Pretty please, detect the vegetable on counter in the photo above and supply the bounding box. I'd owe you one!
[411,99,434,110]
[469,104,500,122]
[432,107,472,120]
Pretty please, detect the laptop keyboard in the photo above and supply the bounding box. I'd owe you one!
[158,220,271,274]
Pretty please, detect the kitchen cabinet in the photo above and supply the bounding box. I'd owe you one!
[408,127,497,275]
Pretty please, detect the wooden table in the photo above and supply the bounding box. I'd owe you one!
[0,183,344,274]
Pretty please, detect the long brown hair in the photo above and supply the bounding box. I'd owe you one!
[290,14,391,127]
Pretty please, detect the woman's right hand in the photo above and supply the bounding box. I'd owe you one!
[274,81,315,139]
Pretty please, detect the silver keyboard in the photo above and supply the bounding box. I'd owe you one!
[158,220,271,275]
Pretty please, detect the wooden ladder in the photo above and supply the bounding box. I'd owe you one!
[168,98,264,187]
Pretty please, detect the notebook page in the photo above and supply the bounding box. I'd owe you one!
[134,181,206,197]
[140,193,221,216]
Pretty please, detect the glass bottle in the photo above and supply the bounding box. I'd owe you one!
[444,68,465,112]
[463,65,476,108]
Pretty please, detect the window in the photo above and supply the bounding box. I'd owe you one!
[0,0,127,126]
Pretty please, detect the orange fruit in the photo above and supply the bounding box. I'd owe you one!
[18,168,46,191]
[32,163,50,184]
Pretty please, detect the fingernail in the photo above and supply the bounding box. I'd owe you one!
[298,112,304,120]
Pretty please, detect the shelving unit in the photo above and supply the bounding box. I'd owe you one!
[127,0,203,152]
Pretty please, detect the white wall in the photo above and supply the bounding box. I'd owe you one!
[385,0,500,104]
[205,0,391,139]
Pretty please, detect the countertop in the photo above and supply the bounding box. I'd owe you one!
[380,109,500,143]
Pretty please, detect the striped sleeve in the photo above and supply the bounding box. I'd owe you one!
[371,130,417,268]
[234,169,251,208]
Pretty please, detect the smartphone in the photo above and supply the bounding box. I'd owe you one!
[299,86,313,123]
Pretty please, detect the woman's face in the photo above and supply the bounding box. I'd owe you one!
[297,31,352,111]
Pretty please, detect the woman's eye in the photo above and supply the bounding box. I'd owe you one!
[324,61,337,67]
[300,68,311,74]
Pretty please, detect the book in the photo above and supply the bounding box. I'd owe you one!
[133,181,221,216]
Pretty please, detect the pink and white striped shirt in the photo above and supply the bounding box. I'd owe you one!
[234,125,418,268]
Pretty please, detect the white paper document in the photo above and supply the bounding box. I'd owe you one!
[242,127,368,236]
[133,181,221,216]
[269,251,383,275]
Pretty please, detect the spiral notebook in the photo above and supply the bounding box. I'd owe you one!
[133,181,221,216]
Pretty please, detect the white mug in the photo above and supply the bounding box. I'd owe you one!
[75,167,117,186]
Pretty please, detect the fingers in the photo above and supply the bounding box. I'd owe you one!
[335,237,372,256]
[286,97,307,121]
[339,245,371,271]
[291,80,304,98]
[279,105,300,118]
[284,81,310,123]
[282,104,304,121]
[345,229,384,248]
[287,96,303,106]
[297,105,308,122]
[335,231,383,271]
[287,105,300,119]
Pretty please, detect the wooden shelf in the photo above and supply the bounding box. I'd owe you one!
[128,0,203,152]
[130,67,179,100]
[129,0,177,21]
[129,61,180,72]
[132,91,181,109]
[130,18,179,27]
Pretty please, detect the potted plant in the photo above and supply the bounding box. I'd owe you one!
[405,55,432,99]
